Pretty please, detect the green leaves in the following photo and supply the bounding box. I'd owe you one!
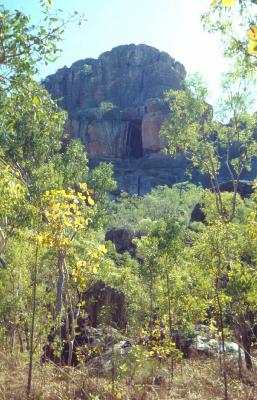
[0,3,86,88]
[161,73,257,223]
[203,0,257,73]
[161,75,219,177]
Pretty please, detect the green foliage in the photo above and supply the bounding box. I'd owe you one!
[0,79,66,179]
[161,73,257,222]
[1,2,257,395]
[202,0,257,74]
[107,183,202,232]
[0,3,86,86]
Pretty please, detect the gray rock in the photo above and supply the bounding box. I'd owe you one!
[192,334,244,359]
[154,368,170,385]
[44,44,257,195]
[44,43,185,113]
[43,44,190,194]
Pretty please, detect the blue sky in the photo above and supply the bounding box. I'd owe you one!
[4,0,229,104]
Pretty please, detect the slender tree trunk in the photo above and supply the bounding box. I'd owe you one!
[164,257,172,337]
[27,241,39,399]
[67,307,75,366]
[24,322,30,351]
[237,342,243,380]
[63,259,75,367]
[11,328,15,353]
[18,333,24,353]
[55,250,64,316]
[149,269,154,329]
[217,294,229,400]
[241,328,253,370]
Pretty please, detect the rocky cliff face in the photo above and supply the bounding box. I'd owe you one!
[43,44,202,193]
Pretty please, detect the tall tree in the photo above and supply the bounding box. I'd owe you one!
[161,74,257,222]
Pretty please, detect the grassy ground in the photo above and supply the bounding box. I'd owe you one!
[0,351,256,400]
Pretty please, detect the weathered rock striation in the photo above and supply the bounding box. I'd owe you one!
[44,44,195,193]
[44,44,256,193]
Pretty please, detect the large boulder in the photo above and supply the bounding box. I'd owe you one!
[41,281,127,366]
[82,280,127,329]
[105,227,143,255]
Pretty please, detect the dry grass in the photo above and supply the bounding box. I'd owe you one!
[0,351,256,400]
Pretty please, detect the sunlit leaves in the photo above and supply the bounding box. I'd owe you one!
[204,0,257,73]
[72,244,107,290]
[0,78,66,182]
[222,0,236,6]
[0,165,26,220]
[211,0,236,6]
[0,4,86,88]
[247,26,257,54]
[38,185,95,250]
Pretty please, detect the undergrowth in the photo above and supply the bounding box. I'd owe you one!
[0,351,256,400]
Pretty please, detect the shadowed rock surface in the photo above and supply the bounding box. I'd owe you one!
[105,227,143,256]
[42,281,127,366]
[44,44,257,194]
[44,44,194,194]
[82,281,127,329]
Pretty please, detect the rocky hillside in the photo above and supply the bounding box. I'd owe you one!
[44,44,194,193]
[44,44,255,194]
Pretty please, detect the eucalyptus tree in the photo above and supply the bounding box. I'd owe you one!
[161,74,257,222]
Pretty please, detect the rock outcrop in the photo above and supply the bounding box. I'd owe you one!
[105,227,142,256]
[44,44,257,194]
[82,280,127,329]
[42,281,127,366]
[44,44,191,194]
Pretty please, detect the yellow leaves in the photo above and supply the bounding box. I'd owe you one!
[76,260,86,268]
[72,243,107,289]
[32,96,40,105]
[222,0,235,6]
[78,182,87,191]
[247,26,257,55]
[248,41,257,55]
[99,244,107,254]
[87,196,94,206]
[92,266,98,274]
[210,0,235,7]
[247,25,257,41]
[39,183,95,250]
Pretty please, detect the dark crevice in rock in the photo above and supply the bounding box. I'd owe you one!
[125,120,143,158]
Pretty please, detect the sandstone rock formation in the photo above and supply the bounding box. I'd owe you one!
[44,44,256,194]
[44,44,192,194]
